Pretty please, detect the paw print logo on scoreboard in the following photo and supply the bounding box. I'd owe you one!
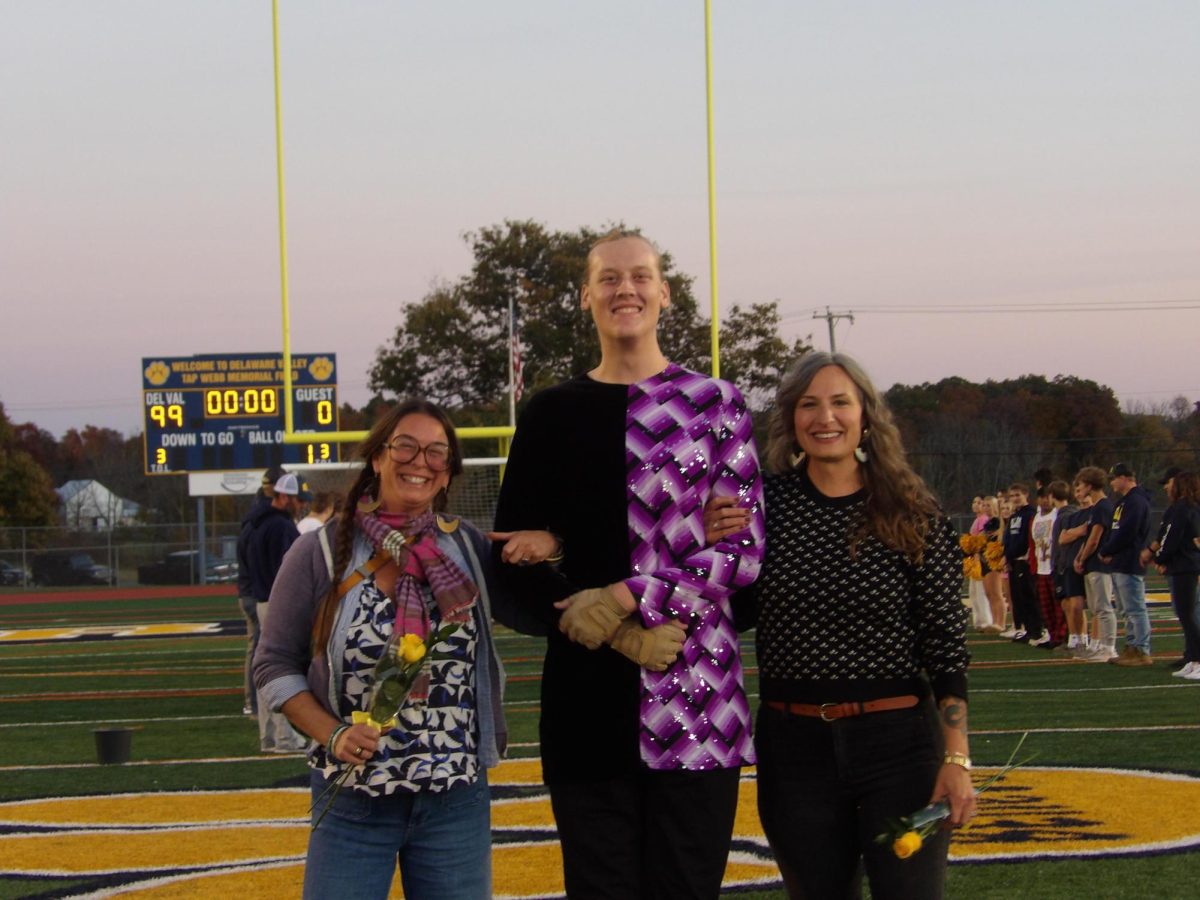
[308,356,334,381]
[144,360,170,386]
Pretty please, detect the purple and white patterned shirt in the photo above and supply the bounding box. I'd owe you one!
[623,365,765,769]
[494,364,765,780]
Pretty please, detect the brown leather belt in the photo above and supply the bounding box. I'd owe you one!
[766,695,920,723]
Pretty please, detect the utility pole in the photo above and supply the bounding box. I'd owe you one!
[812,306,854,352]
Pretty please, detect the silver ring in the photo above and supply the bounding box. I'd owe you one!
[519,557,530,566]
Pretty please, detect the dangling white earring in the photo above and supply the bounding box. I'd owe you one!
[789,442,805,468]
[855,427,870,464]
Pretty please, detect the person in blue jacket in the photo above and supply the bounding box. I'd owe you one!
[245,471,311,750]
[1098,462,1153,666]
[236,466,286,716]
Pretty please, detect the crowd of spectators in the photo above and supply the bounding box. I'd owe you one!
[960,463,1199,677]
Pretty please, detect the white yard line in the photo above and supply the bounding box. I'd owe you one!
[973,724,1200,734]
[972,683,1200,693]
[0,714,246,729]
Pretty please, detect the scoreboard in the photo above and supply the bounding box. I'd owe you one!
[142,353,341,475]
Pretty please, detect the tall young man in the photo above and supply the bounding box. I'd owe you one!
[493,231,765,898]
[1072,467,1118,661]
[1099,462,1153,666]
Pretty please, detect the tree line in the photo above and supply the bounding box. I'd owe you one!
[1,220,1196,527]
[885,376,1200,513]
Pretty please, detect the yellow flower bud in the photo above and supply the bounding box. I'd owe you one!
[893,831,923,859]
[400,633,427,664]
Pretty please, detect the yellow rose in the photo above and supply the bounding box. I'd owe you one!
[893,831,923,859]
[399,633,427,664]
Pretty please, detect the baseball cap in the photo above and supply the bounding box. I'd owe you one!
[1108,462,1134,479]
[274,472,313,501]
[1158,466,1184,485]
[261,465,287,495]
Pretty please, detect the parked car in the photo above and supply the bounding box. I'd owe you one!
[0,560,29,586]
[30,552,115,587]
[137,551,238,585]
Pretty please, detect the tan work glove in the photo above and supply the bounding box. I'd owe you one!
[610,620,686,671]
[557,586,629,649]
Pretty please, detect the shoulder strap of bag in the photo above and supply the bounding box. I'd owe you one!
[335,554,387,600]
[318,524,388,600]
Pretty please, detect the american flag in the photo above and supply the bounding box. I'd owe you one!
[511,326,524,403]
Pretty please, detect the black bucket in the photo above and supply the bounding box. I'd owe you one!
[93,727,134,764]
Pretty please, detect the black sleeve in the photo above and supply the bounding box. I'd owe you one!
[461,522,548,636]
[913,517,970,702]
[1156,504,1196,565]
[492,393,578,627]
[729,583,759,632]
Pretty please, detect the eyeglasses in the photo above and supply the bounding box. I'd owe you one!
[384,437,452,472]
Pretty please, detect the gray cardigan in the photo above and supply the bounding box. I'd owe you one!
[252,516,509,768]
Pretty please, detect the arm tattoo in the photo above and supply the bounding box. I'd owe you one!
[939,699,968,733]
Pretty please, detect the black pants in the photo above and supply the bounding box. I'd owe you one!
[756,702,948,900]
[1170,572,1200,661]
[1008,560,1044,635]
[548,766,741,899]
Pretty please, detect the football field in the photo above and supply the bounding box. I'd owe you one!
[0,588,1196,899]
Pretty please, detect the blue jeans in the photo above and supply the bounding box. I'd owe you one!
[756,702,948,900]
[303,769,491,900]
[1111,573,1150,652]
[1170,573,1200,662]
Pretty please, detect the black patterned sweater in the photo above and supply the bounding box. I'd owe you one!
[751,467,969,706]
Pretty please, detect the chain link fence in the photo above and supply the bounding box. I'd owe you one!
[0,524,242,588]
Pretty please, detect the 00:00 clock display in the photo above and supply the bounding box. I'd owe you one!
[205,388,278,417]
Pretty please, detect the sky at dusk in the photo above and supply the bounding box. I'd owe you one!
[3,1,1198,440]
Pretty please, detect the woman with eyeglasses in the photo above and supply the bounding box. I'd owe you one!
[254,399,554,899]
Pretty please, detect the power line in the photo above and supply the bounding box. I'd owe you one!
[784,300,1199,322]
[857,304,1196,314]
[910,447,1200,457]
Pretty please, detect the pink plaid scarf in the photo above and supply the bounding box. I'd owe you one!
[355,509,477,699]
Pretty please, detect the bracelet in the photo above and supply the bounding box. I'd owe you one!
[944,752,972,770]
[546,535,564,564]
[326,724,350,758]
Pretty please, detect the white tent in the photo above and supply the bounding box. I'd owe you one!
[56,480,140,530]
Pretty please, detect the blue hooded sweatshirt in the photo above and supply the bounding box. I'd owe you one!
[1099,483,1152,574]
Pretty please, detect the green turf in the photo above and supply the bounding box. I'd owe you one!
[0,593,1196,899]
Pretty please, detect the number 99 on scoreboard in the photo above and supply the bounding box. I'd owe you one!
[142,353,341,475]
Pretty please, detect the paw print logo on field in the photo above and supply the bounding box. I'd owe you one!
[308,356,334,381]
[144,361,170,386]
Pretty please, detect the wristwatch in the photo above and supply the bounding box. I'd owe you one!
[944,752,972,770]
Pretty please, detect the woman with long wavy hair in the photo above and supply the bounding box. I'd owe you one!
[712,352,974,899]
